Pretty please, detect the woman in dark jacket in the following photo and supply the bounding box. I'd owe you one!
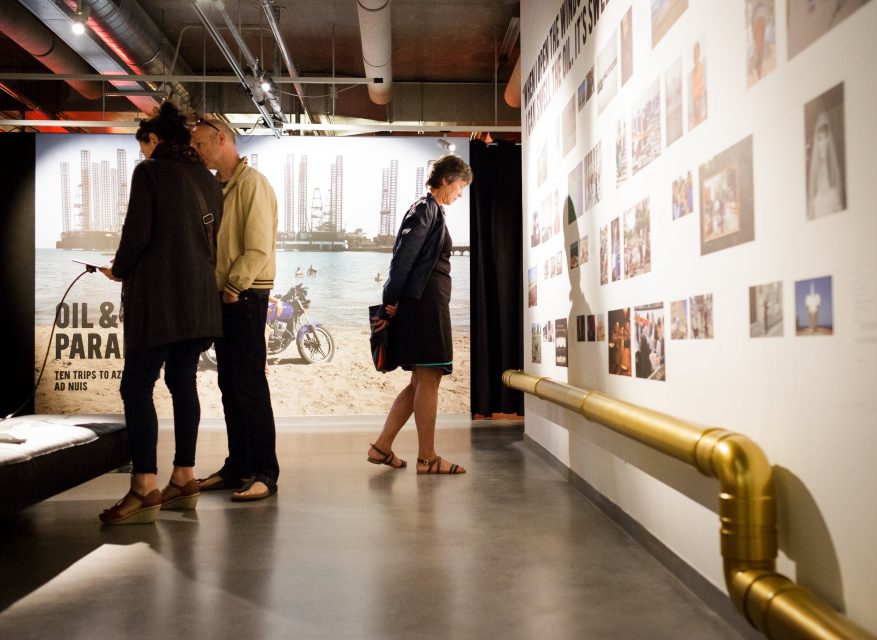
[367,154,472,474]
[98,102,223,524]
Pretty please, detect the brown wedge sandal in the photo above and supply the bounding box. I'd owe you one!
[367,443,407,469]
[416,456,466,475]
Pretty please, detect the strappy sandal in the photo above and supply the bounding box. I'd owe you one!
[367,443,407,468]
[416,455,466,475]
[160,479,200,511]
[99,489,162,525]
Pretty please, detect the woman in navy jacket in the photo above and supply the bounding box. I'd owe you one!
[367,154,472,475]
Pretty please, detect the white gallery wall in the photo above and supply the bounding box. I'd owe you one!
[519,0,876,632]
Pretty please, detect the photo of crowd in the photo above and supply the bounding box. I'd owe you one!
[608,307,632,376]
[634,303,666,381]
[690,293,714,339]
[624,198,652,279]
[632,80,662,175]
[672,171,694,220]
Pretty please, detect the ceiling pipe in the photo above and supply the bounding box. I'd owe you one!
[74,0,195,109]
[0,1,102,100]
[257,0,315,125]
[190,1,282,138]
[356,0,392,105]
[504,54,521,109]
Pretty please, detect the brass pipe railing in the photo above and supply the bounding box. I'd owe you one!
[503,370,874,640]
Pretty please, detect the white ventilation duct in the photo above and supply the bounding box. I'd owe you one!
[356,0,392,105]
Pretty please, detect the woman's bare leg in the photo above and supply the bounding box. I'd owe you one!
[412,367,466,474]
[369,371,417,466]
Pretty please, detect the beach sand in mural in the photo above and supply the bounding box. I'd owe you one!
[34,327,471,418]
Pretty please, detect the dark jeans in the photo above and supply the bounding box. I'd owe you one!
[215,290,279,482]
[120,338,205,474]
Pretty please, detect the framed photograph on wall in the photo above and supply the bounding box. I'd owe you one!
[749,281,783,337]
[566,161,584,224]
[620,7,634,87]
[688,38,708,130]
[608,307,632,376]
[699,135,755,255]
[664,56,684,147]
[532,323,542,363]
[670,299,689,339]
[632,80,662,175]
[611,217,622,282]
[804,82,846,220]
[795,276,833,336]
[690,293,714,339]
[672,171,694,220]
[585,142,602,211]
[624,197,652,278]
[562,96,577,158]
[746,0,777,86]
[651,0,688,48]
[787,0,869,59]
[600,224,609,285]
[616,117,629,185]
[597,31,619,114]
[556,318,569,367]
[634,302,666,381]
[596,313,606,341]
[576,314,587,341]
[587,314,596,342]
[528,266,538,308]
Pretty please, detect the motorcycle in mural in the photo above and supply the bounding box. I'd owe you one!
[201,283,335,367]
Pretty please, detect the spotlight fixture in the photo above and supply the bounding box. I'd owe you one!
[71,0,90,35]
[437,137,456,154]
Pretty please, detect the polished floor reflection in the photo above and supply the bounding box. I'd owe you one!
[0,419,745,639]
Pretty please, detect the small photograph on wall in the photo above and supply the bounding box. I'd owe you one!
[585,142,602,210]
[688,39,708,130]
[690,293,714,339]
[530,210,541,247]
[632,80,662,175]
[569,240,580,270]
[600,224,609,285]
[537,142,548,187]
[670,299,689,339]
[553,250,564,277]
[578,234,589,264]
[563,96,577,157]
[749,281,783,337]
[528,266,538,308]
[787,0,870,59]
[608,307,632,376]
[805,82,846,220]
[543,319,555,342]
[556,318,569,367]
[597,31,619,114]
[611,217,622,282]
[795,276,833,336]
[620,8,634,87]
[635,303,666,381]
[652,0,689,48]
[566,161,584,224]
[746,0,777,86]
[616,118,629,185]
[540,193,553,244]
[664,57,684,147]
[587,314,597,342]
[577,314,587,341]
[543,259,550,280]
[624,198,652,279]
[578,67,595,110]
[699,135,755,255]
[672,171,694,220]
[597,313,607,341]
[552,189,562,235]
[532,323,542,363]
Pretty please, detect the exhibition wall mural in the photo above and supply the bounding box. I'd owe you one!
[34,136,471,418]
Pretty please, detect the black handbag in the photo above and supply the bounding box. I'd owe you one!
[369,305,397,373]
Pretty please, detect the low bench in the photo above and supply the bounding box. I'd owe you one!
[0,414,129,517]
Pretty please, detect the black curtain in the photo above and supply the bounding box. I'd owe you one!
[469,140,523,416]
[0,133,36,417]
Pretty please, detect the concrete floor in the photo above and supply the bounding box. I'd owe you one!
[0,418,745,639]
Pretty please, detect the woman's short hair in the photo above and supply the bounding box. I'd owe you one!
[135,101,190,145]
[426,154,473,188]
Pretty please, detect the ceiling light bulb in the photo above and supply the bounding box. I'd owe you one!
[260,79,272,92]
[71,20,86,35]
[448,143,456,152]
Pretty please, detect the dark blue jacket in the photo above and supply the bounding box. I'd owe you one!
[380,193,446,316]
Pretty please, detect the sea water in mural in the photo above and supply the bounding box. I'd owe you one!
[34,135,471,418]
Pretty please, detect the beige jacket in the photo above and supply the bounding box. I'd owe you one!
[215,157,277,296]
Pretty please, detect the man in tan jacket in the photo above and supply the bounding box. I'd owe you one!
[192,119,279,502]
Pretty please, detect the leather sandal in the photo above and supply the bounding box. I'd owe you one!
[197,471,242,492]
[367,443,407,468]
[416,456,466,475]
[99,489,162,525]
[231,474,278,502]
[161,478,200,510]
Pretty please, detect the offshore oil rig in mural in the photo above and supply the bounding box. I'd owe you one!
[55,149,430,253]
